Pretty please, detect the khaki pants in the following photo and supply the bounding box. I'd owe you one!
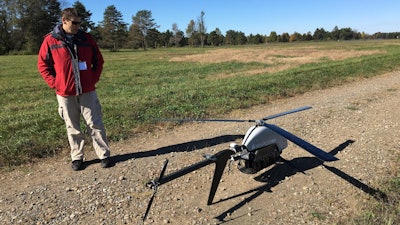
[56,91,110,161]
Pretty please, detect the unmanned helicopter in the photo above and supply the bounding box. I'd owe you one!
[143,106,338,221]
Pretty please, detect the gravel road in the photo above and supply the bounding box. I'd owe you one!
[1,71,399,225]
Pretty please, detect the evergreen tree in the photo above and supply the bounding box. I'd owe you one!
[130,10,158,50]
[99,5,127,51]
[73,1,95,32]
[127,23,142,49]
[268,31,278,43]
[207,28,224,46]
[313,28,328,40]
[146,28,161,49]
[159,30,173,48]
[14,0,61,53]
[0,1,12,54]
[225,30,236,45]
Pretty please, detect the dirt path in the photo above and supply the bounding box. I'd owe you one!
[1,71,399,225]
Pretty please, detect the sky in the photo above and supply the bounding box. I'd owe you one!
[65,0,400,35]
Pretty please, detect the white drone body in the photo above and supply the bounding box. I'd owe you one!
[242,124,288,152]
[230,123,288,174]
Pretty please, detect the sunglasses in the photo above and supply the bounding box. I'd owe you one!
[70,20,81,25]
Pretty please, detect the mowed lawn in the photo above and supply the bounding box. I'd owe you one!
[1,40,400,167]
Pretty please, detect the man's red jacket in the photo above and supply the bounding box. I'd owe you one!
[38,24,104,96]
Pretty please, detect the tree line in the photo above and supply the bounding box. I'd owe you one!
[1,0,399,55]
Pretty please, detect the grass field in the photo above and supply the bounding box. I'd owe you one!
[1,40,400,168]
[1,40,400,224]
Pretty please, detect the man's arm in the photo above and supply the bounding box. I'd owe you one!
[89,34,104,80]
[37,38,56,89]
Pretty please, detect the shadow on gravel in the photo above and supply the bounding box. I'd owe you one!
[93,134,244,166]
[214,139,388,223]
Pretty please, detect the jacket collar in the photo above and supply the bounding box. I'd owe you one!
[51,24,86,41]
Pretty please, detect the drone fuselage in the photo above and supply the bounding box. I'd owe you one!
[242,125,288,152]
[234,125,288,174]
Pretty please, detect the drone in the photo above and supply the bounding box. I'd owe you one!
[143,106,338,221]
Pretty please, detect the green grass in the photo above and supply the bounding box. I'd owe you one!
[1,40,400,224]
[1,40,400,168]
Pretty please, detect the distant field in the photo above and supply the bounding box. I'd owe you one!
[1,40,400,168]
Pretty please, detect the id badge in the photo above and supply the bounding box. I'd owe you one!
[78,61,87,71]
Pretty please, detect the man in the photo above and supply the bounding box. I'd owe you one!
[38,8,111,171]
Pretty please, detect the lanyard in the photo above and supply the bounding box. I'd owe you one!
[64,38,82,95]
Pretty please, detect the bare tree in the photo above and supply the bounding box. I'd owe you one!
[197,11,206,47]
[171,23,182,47]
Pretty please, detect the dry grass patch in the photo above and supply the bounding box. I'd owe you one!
[169,46,384,79]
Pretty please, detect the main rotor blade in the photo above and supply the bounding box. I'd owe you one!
[263,123,338,161]
[262,106,312,121]
[160,106,312,123]
[159,118,256,123]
